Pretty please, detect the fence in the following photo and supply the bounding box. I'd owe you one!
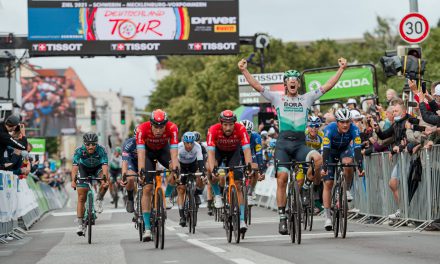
[0,171,68,243]
[255,145,440,230]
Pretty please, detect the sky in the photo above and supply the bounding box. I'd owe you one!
[1,0,440,108]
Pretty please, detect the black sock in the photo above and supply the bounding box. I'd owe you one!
[127,190,134,201]
[179,209,184,218]
[278,207,286,219]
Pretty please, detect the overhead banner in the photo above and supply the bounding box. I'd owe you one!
[304,67,375,101]
[237,72,284,105]
[28,138,46,154]
[27,0,239,56]
[20,76,76,137]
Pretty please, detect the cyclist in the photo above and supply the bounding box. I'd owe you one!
[71,132,109,236]
[177,131,205,227]
[305,116,324,153]
[239,56,347,235]
[206,110,255,232]
[239,120,264,206]
[121,127,138,214]
[321,108,364,231]
[194,130,214,216]
[109,147,122,205]
[136,109,179,242]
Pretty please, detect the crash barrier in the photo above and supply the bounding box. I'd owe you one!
[0,171,68,243]
[255,145,440,230]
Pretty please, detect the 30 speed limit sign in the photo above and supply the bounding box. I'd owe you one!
[399,13,430,43]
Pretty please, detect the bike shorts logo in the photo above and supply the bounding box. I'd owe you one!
[32,43,83,52]
[283,101,303,112]
[111,43,160,51]
[323,137,330,145]
[188,42,237,51]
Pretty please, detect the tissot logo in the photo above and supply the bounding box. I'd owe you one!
[32,43,83,52]
[110,43,160,51]
[188,42,237,51]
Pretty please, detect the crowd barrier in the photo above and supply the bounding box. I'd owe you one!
[255,145,440,231]
[0,171,68,243]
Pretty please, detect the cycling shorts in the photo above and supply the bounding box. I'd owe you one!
[275,131,315,174]
[144,144,171,184]
[323,148,354,181]
[215,146,243,181]
[76,163,103,188]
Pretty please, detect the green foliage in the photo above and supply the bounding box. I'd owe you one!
[147,16,440,135]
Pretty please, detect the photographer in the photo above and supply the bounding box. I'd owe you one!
[0,114,28,170]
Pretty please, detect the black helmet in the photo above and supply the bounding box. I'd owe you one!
[5,114,20,126]
[193,131,201,142]
[83,132,98,143]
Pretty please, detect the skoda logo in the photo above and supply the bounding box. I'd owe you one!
[309,80,321,91]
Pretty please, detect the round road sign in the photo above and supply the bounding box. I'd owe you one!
[399,13,430,43]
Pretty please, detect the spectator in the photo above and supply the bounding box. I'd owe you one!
[386,88,399,106]
[346,98,358,110]
[373,98,410,222]
[0,114,27,170]
[411,80,440,127]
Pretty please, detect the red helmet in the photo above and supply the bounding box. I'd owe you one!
[219,110,237,123]
[150,109,168,126]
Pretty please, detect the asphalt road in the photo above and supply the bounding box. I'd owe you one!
[1,187,439,264]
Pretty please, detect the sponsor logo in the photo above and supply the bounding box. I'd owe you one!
[214,24,237,33]
[188,42,237,51]
[354,137,362,144]
[283,102,303,112]
[323,137,330,145]
[308,80,321,91]
[32,43,83,52]
[111,43,160,51]
[255,144,262,152]
[191,17,237,25]
[334,78,370,89]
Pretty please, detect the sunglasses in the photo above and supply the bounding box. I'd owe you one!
[152,124,166,129]
[308,124,320,128]
[337,120,351,124]
[286,77,299,82]
[85,143,97,147]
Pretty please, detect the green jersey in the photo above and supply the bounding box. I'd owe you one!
[260,88,323,132]
[72,144,108,168]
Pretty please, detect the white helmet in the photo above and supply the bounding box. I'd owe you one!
[240,120,254,132]
[335,108,352,122]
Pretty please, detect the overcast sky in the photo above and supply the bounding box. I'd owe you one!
[1,0,439,108]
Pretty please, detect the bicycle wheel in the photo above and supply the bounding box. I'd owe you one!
[87,192,93,244]
[302,189,309,231]
[230,186,240,244]
[157,188,165,249]
[185,192,192,234]
[340,177,348,238]
[224,189,232,243]
[287,185,295,243]
[293,181,302,245]
[190,190,197,234]
[332,185,339,238]
[309,185,314,231]
[137,192,144,242]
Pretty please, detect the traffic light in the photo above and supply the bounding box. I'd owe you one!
[120,110,126,125]
[91,110,96,125]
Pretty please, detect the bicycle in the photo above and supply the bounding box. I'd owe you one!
[241,168,258,239]
[123,173,144,242]
[275,160,313,244]
[75,175,104,244]
[143,168,173,249]
[179,172,204,234]
[216,164,251,244]
[300,160,315,232]
[327,162,357,239]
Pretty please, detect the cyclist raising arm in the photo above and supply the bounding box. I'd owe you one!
[238,57,347,235]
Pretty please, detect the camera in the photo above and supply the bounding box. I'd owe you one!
[407,101,419,108]
[380,49,427,81]
[408,116,420,125]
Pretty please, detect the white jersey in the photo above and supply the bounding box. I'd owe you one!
[178,142,203,164]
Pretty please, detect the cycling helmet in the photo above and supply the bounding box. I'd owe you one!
[192,131,201,142]
[219,110,237,123]
[5,114,20,126]
[150,109,168,126]
[240,120,254,132]
[183,132,195,143]
[115,147,122,153]
[335,108,352,122]
[307,116,322,127]
[283,70,301,81]
[83,132,98,143]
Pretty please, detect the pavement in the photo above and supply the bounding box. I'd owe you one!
[1,187,439,264]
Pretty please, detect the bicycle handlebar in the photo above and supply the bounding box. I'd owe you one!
[326,163,359,168]
[180,172,204,177]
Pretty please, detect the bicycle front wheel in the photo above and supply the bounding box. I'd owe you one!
[332,185,340,238]
[340,178,348,238]
[157,188,165,249]
[287,185,295,243]
[190,190,197,234]
[87,192,93,244]
[137,192,144,242]
[230,186,240,244]
[185,191,192,234]
[293,181,302,245]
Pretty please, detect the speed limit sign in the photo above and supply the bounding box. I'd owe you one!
[399,13,430,43]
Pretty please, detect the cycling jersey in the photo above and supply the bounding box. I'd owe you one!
[136,121,179,151]
[73,144,108,168]
[260,88,323,132]
[241,131,264,170]
[122,137,138,172]
[178,142,203,164]
[305,130,324,151]
[207,123,250,152]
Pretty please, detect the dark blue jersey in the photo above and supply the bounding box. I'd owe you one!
[323,122,361,151]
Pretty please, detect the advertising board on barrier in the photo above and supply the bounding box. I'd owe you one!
[28,138,46,154]
[27,0,239,56]
[237,72,284,105]
[304,67,375,101]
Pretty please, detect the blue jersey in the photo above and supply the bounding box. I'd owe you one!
[122,137,138,170]
[323,122,361,151]
[249,132,264,169]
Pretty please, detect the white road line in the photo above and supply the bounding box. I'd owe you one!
[231,258,256,264]
[176,233,188,238]
[51,208,127,216]
[186,239,226,253]
[166,226,176,231]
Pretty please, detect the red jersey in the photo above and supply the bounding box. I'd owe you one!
[136,121,179,151]
[207,123,250,152]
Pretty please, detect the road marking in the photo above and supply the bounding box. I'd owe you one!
[186,239,226,253]
[162,261,179,263]
[52,208,127,216]
[176,233,188,238]
[166,226,176,231]
[231,258,256,264]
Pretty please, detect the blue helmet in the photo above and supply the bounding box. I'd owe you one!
[307,116,322,127]
[183,132,195,143]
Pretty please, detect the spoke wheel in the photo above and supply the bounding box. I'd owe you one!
[191,191,197,234]
[340,178,348,238]
[225,190,232,243]
[293,181,302,244]
[157,188,165,249]
[332,186,340,238]
[231,186,240,244]
[87,192,93,244]
[287,185,295,243]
